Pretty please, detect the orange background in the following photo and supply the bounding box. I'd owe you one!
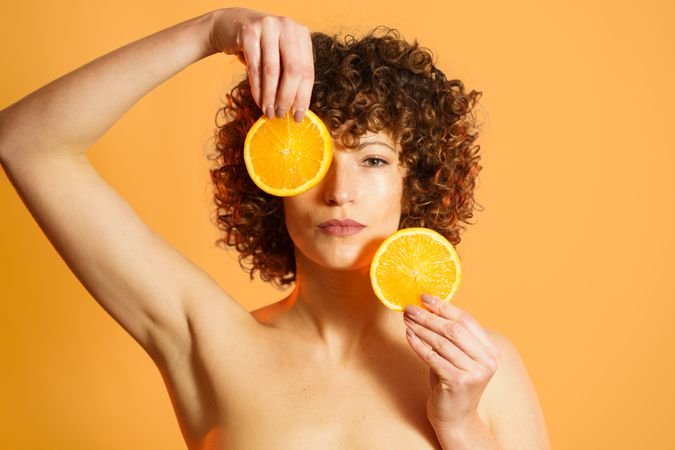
[1,0,674,448]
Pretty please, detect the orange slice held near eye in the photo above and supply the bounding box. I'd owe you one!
[370,227,462,312]
[244,109,333,197]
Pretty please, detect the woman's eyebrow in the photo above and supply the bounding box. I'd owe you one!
[356,141,397,153]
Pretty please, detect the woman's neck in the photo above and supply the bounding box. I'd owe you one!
[280,253,398,365]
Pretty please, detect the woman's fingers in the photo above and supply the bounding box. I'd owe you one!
[406,305,492,368]
[260,23,281,119]
[291,26,314,122]
[275,23,306,119]
[238,27,263,107]
[256,16,313,121]
[404,315,478,372]
[422,295,501,360]
[225,10,313,120]
[405,325,464,380]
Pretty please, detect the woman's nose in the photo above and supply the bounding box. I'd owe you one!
[322,156,355,206]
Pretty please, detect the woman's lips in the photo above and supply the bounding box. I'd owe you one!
[317,225,366,236]
[316,218,366,235]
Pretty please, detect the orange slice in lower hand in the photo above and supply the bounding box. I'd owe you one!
[370,227,462,312]
[244,109,333,197]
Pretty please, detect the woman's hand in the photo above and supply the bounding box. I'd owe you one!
[209,7,314,122]
[403,294,501,431]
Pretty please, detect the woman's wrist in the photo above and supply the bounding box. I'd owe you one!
[206,7,243,56]
[432,413,501,450]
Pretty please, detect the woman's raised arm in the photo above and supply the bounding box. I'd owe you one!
[0,9,219,159]
[0,9,313,441]
[0,7,314,160]
[0,7,315,378]
[0,8,261,371]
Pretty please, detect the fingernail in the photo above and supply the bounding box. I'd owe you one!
[405,305,421,316]
[266,106,275,120]
[275,105,288,118]
[293,108,305,123]
[421,294,437,305]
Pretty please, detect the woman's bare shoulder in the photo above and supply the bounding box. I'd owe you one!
[481,328,550,447]
[250,299,290,327]
[484,328,510,349]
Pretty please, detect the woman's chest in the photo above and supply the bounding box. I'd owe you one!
[200,330,490,450]
[214,354,444,449]
[167,323,492,449]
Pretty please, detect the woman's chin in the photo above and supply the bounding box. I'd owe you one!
[303,252,373,272]
[324,260,371,271]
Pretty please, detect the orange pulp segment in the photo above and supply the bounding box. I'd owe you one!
[243,109,333,197]
[370,227,462,312]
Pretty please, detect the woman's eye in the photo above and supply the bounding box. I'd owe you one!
[363,157,389,167]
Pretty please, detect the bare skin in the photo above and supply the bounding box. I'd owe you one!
[0,7,550,450]
[156,291,494,450]
[147,126,497,449]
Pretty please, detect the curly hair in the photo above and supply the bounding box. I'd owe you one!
[207,25,484,289]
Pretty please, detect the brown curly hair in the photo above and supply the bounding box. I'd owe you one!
[207,26,484,289]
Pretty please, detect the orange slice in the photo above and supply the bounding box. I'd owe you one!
[370,227,462,312]
[243,109,333,196]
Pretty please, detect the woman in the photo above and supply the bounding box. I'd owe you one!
[0,7,551,449]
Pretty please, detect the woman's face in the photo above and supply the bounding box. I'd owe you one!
[283,129,407,270]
